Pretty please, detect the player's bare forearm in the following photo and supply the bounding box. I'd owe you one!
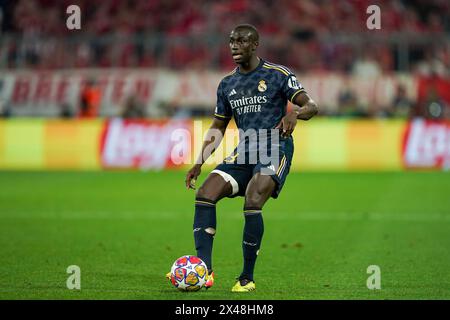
[292,92,319,120]
[194,118,228,166]
[276,92,318,137]
[186,118,228,189]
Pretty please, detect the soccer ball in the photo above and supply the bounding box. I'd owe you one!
[169,255,208,291]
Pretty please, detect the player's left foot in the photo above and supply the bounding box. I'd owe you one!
[231,278,256,292]
[204,271,215,289]
[165,272,172,282]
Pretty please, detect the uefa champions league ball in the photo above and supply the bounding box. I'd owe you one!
[169,255,208,291]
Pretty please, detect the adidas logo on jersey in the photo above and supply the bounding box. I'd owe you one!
[229,89,237,96]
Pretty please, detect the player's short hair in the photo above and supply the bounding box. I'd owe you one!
[233,24,259,42]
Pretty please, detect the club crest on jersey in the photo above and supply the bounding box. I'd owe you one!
[258,80,267,92]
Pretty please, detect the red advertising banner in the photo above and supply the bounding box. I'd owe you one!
[3,117,449,171]
[100,118,192,169]
[403,118,450,169]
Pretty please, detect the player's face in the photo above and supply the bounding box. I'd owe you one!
[229,30,256,64]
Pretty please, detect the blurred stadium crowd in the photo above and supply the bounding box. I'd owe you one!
[0,0,448,73]
[0,0,449,119]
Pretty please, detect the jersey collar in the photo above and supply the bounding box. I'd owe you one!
[237,57,264,76]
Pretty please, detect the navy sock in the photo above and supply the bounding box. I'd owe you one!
[193,198,217,272]
[240,207,264,281]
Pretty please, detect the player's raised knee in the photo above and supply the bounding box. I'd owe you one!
[196,181,228,203]
[195,185,217,202]
[196,174,233,202]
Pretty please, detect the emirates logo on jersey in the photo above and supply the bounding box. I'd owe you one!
[229,95,267,115]
[258,80,267,92]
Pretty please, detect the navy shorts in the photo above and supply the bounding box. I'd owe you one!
[212,136,294,199]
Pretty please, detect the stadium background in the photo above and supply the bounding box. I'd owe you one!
[0,0,449,300]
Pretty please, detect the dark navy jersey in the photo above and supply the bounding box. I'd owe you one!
[214,58,306,131]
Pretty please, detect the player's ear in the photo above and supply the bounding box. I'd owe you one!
[252,41,259,51]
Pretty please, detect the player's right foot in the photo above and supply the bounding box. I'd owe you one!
[204,271,214,289]
[231,278,256,292]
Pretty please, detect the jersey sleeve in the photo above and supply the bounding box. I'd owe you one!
[214,80,232,121]
[281,72,307,103]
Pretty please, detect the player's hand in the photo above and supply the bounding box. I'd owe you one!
[276,111,298,138]
[185,164,202,190]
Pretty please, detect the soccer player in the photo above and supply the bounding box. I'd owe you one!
[168,24,318,292]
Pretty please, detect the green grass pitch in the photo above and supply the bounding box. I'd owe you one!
[0,170,449,300]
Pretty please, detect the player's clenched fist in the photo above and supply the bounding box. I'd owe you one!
[185,164,202,190]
